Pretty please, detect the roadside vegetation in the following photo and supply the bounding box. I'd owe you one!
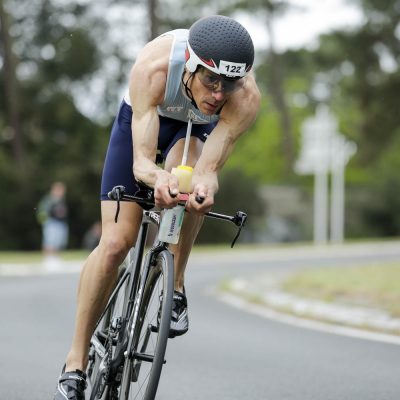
[0,250,90,264]
[2,0,400,250]
[281,262,400,318]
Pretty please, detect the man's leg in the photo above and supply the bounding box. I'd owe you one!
[65,200,143,372]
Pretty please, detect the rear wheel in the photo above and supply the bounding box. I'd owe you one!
[119,250,174,400]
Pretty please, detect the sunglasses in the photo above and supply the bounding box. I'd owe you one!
[197,68,245,94]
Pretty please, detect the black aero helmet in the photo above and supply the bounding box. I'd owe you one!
[185,15,254,80]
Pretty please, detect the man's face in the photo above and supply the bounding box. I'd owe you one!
[189,67,245,115]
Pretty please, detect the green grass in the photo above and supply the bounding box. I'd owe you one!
[0,250,90,263]
[0,243,267,264]
[282,262,400,317]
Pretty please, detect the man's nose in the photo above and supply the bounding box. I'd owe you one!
[211,90,225,102]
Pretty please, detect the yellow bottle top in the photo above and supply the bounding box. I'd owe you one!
[171,165,193,193]
[176,165,193,172]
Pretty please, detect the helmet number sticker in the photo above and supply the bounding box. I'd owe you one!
[219,60,246,77]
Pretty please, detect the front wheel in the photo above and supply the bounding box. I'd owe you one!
[119,250,174,400]
[86,256,132,400]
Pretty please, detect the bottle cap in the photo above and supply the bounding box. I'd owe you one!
[177,165,193,172]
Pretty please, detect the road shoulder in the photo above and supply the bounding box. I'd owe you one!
[219,273,400,345]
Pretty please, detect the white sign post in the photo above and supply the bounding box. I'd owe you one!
[330,135,357,243]
[295,105,356,244]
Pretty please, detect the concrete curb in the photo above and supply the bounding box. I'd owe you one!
[218,291,400,346]
[221,275,400,342]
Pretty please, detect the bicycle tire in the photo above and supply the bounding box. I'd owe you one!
[86,253,133,400]
[119,249,174,400]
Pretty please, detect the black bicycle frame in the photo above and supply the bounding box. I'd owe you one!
[104,209,168,380]
[92,185,247,391]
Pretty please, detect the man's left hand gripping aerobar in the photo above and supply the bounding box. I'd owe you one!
[186,171,217,215]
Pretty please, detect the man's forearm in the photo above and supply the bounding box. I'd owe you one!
[132,106,161,187]
[133,157,163,188]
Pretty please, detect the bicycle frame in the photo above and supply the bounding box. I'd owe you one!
[91,209,167,381]
[88,185,248,399]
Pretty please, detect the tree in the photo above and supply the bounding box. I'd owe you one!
[0,0,112,249]
[215,0,295,175]
[0,0,25,171]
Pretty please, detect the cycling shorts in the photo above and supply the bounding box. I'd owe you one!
[100,100,217,201]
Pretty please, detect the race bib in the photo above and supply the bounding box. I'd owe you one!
[219,60,246,77]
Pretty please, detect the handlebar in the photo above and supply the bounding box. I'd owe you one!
[108,185,247,248]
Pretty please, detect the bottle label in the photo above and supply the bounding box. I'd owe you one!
[167,213,177,238]
[158,205,185,244]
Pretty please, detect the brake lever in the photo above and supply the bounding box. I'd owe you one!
[230,211,247,248]
[108,185,126,223]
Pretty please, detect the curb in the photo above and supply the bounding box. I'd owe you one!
[218,291,400,346]
[221,275,400,342]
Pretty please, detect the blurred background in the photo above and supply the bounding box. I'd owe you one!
[1,0,399,251]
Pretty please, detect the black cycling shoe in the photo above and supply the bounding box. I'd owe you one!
[53,368,87,400]
[169,289,189,338]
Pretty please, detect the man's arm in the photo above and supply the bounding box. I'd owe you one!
[187,75,261,213]
[129,36,180,208]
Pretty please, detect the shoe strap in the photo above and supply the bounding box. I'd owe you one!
[59,370,87,391]
[173,290,187,304]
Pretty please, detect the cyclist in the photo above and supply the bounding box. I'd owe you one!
[54,14,260,400]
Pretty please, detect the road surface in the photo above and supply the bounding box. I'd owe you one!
[1,244,400,399]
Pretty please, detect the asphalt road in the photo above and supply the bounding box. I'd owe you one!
[1,243,400,399]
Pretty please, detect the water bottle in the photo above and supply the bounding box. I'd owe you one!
[157,165,193,244]
[158,205,185,244]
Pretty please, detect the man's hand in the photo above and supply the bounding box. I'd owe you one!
[185,172,218,214]
[153,170,180,209]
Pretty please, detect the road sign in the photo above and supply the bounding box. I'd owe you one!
[295,105,357,244]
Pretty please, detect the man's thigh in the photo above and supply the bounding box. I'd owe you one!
[100,200,143,248]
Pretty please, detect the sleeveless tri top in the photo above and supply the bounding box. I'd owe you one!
[124,29,220,125]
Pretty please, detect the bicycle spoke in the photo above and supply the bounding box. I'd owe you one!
[85,261,132,400]
[122,252,173,400]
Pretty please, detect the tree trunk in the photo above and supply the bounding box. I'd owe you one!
[0,0,25,171]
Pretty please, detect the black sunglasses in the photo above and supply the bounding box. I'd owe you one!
[197,68,245,94]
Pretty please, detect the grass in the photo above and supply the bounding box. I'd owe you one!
[281,262,400,317]
[0,250,90,263]
[0,243,273,263]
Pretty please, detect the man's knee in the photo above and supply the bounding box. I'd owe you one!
[98,235,133,273]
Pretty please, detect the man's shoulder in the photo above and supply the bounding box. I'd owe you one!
[227,76,260,113]
[136,29,188,68]
[218,76,261,132]
[131,36,172,84]
[159,29,189,40]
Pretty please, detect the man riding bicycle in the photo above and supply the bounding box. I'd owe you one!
[54,15,260,400]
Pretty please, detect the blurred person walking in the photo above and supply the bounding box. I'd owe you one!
[37,181,69,267]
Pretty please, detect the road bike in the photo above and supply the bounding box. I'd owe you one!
[85,185,247,400]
